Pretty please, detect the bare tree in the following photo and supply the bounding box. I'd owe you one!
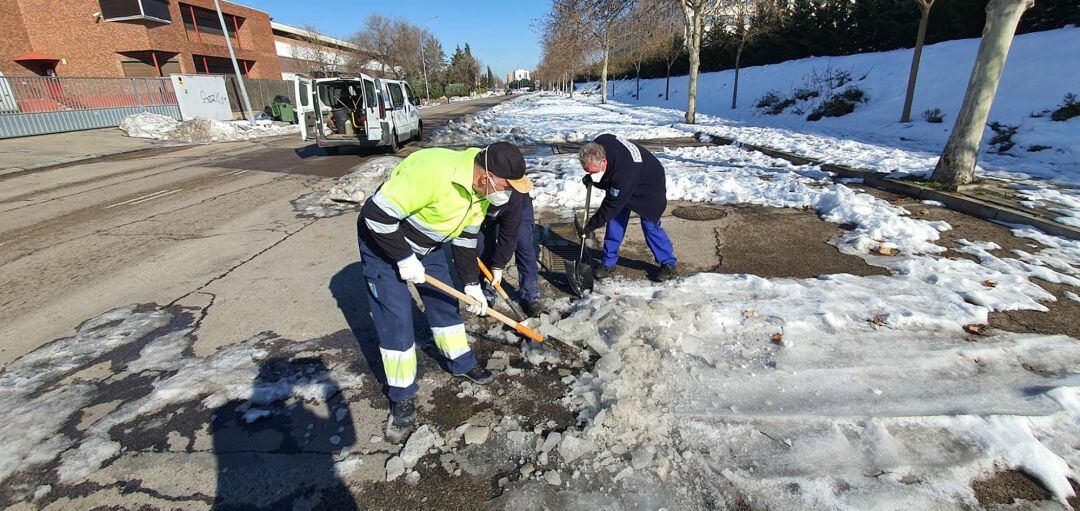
[617,0,670,100]
[583,0,636,104]
[931,0,1034,188]
[900,0,936,122]
[353,14,422,79]
[655,16,684,100]
[724,0,779,109]
[538,0,593,98]
[673,0,726,123]
[290,24,347,77]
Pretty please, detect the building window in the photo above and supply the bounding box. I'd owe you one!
[180,3,243,47]
[193,55,252,75]
[99,0,172,23]
[120,52,181,77]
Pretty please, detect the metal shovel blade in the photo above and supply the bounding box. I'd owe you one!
[567,260,594,297]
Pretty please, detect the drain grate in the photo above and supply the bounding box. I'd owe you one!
[540,222,592,273]
[672,206,729,221]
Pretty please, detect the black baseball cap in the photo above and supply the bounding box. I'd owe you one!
[482,142,532,193]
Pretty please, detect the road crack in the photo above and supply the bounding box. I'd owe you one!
[168,217,317,309]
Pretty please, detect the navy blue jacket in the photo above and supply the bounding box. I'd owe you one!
[482,190,528,269]
[583,134,667,232]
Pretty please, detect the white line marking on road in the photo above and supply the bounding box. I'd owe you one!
[127,189,181,205]
[105,190,173,209]
[224,169,249,175]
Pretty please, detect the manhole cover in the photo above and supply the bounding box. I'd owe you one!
[672,206,728,221]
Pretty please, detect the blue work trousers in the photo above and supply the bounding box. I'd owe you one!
[601,207,677,268]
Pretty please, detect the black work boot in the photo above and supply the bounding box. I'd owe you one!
[594,265,614,281]
[656,264,677,282]
[522,299,543,318]
[458,366,495,385]
[390,399,415,428]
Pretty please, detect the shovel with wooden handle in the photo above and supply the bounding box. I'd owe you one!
[477,258,528,321]
[423,275,581,356]
[567,181,595,298]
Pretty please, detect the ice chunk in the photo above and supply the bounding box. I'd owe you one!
[401,425,438,468]
[464,425,490,445]
[631,447,654,469]
[542,432,562,453]
[385,456,405,481]
[558,434,594,464]
[544,470,562,486]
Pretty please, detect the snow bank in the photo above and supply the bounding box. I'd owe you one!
[119,112,298,143]
[578,27,1080,187]
[291,156,401,218]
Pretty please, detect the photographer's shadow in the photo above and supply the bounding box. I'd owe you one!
[211,357,357,510]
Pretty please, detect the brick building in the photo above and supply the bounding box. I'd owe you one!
[0,0,281,79]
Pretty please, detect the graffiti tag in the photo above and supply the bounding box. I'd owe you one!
[200,91,228,105]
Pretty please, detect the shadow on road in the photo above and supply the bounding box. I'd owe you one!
[211,357,357,510]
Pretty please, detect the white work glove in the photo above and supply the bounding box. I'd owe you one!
[463,284,489,316]
[396,254,426,284]
[491,268,504,287]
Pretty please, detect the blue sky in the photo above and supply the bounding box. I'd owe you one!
[237,0,546,77]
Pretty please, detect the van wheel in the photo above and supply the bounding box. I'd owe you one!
[325,146,340,155]
[386,133,399,154]
[415,123,423,142]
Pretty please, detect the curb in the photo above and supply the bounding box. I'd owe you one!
[708,136,1080,241]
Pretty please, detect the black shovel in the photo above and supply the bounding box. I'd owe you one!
[567,182,595,297]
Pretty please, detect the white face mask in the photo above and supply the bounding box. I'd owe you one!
[589,171,605,183]
[485,173,511,206]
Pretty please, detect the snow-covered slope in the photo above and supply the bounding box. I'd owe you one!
[578,27,1080,186]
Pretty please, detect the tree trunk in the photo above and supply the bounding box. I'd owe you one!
[686,11,703,124]
[665,61,673,100]
[636,64,641,100]
[601,41,610,104]
[732,44,744,109]
[901,1,933,123]
[932,0,1033,189]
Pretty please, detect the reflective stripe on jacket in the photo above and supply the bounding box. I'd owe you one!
[359,147,488,284]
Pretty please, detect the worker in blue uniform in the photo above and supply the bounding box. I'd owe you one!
[577,134,677,281]
[478,189,542,317]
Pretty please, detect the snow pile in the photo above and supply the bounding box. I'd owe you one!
[291,156,401,218]
[120,112,298,143]
[118,112,179,139]
[577,27,1080,188]
[522,275,1080,508]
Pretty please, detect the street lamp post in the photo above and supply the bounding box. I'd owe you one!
[213,0,254,126]
[419,16,437,103]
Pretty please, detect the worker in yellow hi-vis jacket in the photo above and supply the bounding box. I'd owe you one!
[356,142,532,429]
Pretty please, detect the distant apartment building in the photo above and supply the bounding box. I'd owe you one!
[513,68,531,81]
[272,22,393,81]
[0,0,281,79]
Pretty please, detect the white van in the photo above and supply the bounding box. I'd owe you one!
[294,74,422,154]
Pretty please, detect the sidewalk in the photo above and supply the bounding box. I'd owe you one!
[0,128,161,177]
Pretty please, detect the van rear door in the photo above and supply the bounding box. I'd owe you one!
[294,75,317,141]
[362,77,383,143]
[384,81,409,141]
[401,82,421,138]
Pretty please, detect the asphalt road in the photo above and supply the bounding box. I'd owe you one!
[0,95,511,365]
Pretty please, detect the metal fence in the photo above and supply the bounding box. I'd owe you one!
[224,76,295,117]
[0,75,181,138]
